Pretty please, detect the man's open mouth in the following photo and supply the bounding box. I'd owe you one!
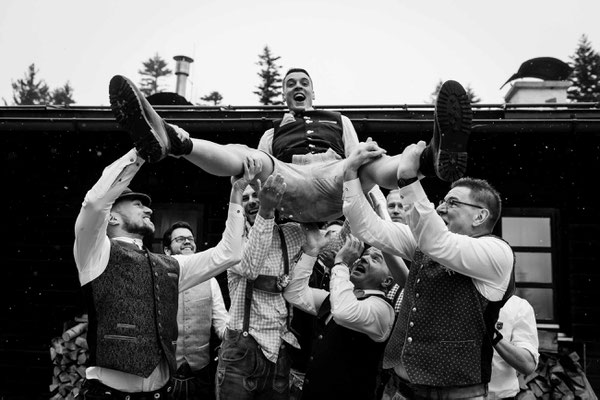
[293,92,306,101]
[352,264,366,274]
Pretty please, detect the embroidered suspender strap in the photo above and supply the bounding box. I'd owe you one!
[275,225,292,330]
[241,225,290,335]
[242,278,254,334]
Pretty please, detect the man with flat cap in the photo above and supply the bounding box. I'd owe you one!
[73,147,249,399]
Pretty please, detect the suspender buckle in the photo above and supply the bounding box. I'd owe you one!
[277,273,291,290]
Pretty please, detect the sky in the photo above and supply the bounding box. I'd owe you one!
[1,0,599,107]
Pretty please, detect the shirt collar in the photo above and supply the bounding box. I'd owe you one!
[354,288,386,299]
[113,236,144,250]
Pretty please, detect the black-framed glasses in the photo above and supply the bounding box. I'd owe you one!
[171,236,195,244]
[438,198,484,210]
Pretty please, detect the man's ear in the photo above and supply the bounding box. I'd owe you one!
[164,247,172,256]
[473,209,490,228]
[108,212,120,227]
[381,276,394,291]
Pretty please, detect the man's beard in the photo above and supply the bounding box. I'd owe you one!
[122,218,154,238]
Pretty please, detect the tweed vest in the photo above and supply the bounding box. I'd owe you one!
[302,294,391,400]
[272,110,344,162]
[176,280,213,371]
[82,240,180,378]
[393,244,514,387]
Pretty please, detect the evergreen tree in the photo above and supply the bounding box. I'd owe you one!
[200,91,224,105]
[50,82,75,105]
[138,53,173,97]
[11,63,50,105]
[567,34,600,102]
[429,79,480,103]
[253,46,283,105]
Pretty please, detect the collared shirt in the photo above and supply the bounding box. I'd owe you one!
[258,114,359,158]
[386,283,404,313]
[284,253,395,342]
[489,295,539,399]
[73,149,245,392]
[226,214,304,363]
[342,178,513,302]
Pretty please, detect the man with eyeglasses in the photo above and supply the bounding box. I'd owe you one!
[162,221,229,400]
[342,140,515,397]
[73,150,250,399]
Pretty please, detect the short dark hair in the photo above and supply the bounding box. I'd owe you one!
[162,221,194,249]
[451,177,502,229]
[284,68,311,83]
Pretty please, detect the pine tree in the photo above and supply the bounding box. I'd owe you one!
[567,34,600,102]
[50,82,75,105]
[429,79,480,103]
[138,53,173,97]
[253,46,283,105]
[11,63,50,105]
[200,91,224,105]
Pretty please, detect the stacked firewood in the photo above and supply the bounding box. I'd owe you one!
[49,315,89,400]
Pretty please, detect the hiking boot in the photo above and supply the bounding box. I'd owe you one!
[420,80,472,182]
[109,75,192,162]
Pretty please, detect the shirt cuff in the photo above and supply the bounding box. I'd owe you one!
[252,213,275,233]
[228,202,244,215]
[332,263,351,278]
[397,180,427,205]
[343,178,363,198]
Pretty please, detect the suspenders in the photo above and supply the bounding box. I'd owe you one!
[242,225,291,335]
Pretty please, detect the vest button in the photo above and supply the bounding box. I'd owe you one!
[412,307,416,312]
[409,321,414,327]
[415,293,420,298]
[407,337,413,343]
[416,278,421,284]
[306,130,314,134]
[318,334,323,340]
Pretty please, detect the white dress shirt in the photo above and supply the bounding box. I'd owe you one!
[73,149,245,392]
[342,178,513,302]
[489,295,539,398]
[284,253,395,342]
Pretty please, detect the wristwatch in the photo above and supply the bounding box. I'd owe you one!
[397,176,418,188]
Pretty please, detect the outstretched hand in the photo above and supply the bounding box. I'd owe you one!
[346,137,387,173]
[231,155,263,191]
[334,235,364,267]
[258,174,286,217]
[397,140,426,180]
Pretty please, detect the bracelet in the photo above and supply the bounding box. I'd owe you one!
[492,330,503,346]
[397,176,418,188]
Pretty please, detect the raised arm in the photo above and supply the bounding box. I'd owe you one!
[74,149,144,285]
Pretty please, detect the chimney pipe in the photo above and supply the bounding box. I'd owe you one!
[173,55,194,98]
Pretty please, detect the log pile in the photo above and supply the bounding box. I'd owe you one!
[49,315,89,400]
